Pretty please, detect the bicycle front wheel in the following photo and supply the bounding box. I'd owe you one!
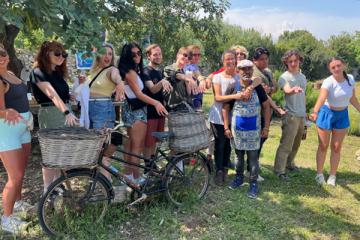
[163,152,210,206]
[38,169,112,237]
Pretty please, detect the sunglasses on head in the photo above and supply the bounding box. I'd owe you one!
[53,50,68,58]
[132,51,142,58]
[0,50,8,57]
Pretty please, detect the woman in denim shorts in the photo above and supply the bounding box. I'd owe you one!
[310,57,360,186]
[118,42,167,184]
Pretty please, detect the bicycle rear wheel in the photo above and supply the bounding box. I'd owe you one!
[38,169,112,237]
[163,152,210,206]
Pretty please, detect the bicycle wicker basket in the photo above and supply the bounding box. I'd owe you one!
[38,127,107,168]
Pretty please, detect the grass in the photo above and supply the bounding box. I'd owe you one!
[2,86,360,240]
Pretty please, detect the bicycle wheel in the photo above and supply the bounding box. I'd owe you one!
[38,169,112,237]
[163,152,210,206]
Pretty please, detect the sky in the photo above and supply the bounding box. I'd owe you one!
[225,0,360,40]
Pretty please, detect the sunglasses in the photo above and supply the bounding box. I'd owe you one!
[236,52,246,56]
[182,53,189,58]
[132,51,142,58]
[0,50,8,57]
[192,53,201,57]
[53,50,68,58]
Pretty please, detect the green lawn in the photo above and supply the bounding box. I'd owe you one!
[2,89,360,240]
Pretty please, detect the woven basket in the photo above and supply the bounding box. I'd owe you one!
[38,127,107,168]
[168,103,210,153]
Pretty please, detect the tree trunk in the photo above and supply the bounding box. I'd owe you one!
[0,24,23,78]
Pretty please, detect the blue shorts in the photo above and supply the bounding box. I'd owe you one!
[192,93,203,110]
[89,99,115,129]
[121,100,147,127]
[0,112,31,152]
[316,105,350,130]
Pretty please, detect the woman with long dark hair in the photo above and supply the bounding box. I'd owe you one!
[310,57,360,186]
[118,42,167,184]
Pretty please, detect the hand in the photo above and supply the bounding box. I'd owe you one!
[154,101,168,117]
[3,108,23,125]
[224,129,233,138]
[309,112,318,122]
[115,82,125,101]
[65,113,79,126]
[261,128,269,138]
[161,80,173,93]
[198,80,206,93]
[292,86,303,94]
[276,107,287,116]
[262,83,271,94]
[188,79,199,95]
[69,93,76,102]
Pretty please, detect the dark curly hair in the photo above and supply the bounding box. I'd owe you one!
[118,42,144,79]
[281,50,304,69]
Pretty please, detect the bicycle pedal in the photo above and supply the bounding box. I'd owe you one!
[127,193,147,207]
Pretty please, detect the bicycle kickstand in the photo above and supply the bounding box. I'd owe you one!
[127,193,148,207]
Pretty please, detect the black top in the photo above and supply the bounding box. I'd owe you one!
[0,76,29,113]
[143,66,164,119]
[30,68,70,104]
[163,63,192,110]
[227,84,268,110]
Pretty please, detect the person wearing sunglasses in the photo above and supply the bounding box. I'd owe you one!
[163,47,198,111]
[30,40,78,193]
[0,44,32,234]
[119,42,167,185]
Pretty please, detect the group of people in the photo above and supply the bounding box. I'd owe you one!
[1,39,360,234]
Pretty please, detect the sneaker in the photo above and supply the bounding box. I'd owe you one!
[315,173,325,185]
[327,175,336,186]
[214,170,224,186]
[13,200,34,214]
[287,166,301,174]
[257,174,265,182]
[247,182,258,199]
[228,175,244,189]
[277,173,289,181]
[1,215,28,234]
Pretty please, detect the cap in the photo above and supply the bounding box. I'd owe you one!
[237,59,254,68]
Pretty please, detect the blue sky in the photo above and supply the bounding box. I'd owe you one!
[226,0,360,40]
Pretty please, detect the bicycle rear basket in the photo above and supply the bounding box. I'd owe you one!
[38,127,107,168]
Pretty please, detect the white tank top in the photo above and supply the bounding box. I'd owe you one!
[124,74,144,99]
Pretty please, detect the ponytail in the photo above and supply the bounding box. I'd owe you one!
[343,71,351,86]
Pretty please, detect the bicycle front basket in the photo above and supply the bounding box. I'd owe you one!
[38,127,107,168]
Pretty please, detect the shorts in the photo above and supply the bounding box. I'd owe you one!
[316,105,350,130]
[144,118,165,147]
[89,99,115,129]
[0,112,31,152]
[38,105,67,129]
[121,100,147,127]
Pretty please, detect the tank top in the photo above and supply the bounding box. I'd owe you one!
[89,67,116,97]
[124,74,144,99]
[1,75,29,113]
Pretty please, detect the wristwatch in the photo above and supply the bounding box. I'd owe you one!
[63,110,70,116]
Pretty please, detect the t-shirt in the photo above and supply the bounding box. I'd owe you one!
[143,65,164,119]
[184,64,200,72]
[163,63,192,110]
[321,75,355,108]
[208,73,239,125]
[30,68,70,104]
[212,67,224,75]
[278,71,307,117]
[253,65,274,88]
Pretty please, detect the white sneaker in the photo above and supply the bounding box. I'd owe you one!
[13,200,34,214]
[315,173,326,185]
[327,175,336,186]
[257,174,265,182]
[1,215,28,234]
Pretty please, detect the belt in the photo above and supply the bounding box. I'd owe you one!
[89,98,112,101]
[40,101,69,107]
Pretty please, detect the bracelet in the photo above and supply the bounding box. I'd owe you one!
[263,127,269,131]
[311,112,318,115]
[63,110,70,116]
[224,128,230,131]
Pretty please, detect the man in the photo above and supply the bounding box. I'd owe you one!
[143,44,172,164]
[274,50,306,180]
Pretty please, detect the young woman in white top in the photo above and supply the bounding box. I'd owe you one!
[118,42,167,184]
[310,57,360,186]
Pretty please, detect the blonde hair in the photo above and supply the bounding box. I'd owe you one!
[187,44,201,52]
[91,43,115,73]
[145,44,160,57]
[230,45,248,58]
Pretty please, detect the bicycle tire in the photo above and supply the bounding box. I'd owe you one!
[163,152,210,206]
[38,169,112,237]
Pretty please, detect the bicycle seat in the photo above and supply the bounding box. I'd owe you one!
[152,131,172,140]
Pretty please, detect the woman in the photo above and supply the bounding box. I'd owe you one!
[0,44,31,233]
[87,43,124,180]
[310,57,360,186]
[222,59,271,198]
[208,50,250,185]
[118,42,167,184]
[30,40,77,192]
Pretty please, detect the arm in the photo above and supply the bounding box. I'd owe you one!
[282,83,303,95]
[125,70,167,116]
[350,88,360,112]
[309,88,328,121]
[213,83,247,102]
[144,79,172,94]
[0,80,23,123]
[261,100,271,138]
[222,103,232,138]
[108,67,125,101]
[268,96,287,115]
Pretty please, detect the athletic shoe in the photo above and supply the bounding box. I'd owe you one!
[13,200,34,214]
[247,182,258,199]
[228,175,244,190]
[1,215,28,234]
[257,174,265,182]
[277,173,289,181]
[327,175,336,186]
[315,173,325,185]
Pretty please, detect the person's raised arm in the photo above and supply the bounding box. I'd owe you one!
[222,103,232,139]
[213,83,248,102]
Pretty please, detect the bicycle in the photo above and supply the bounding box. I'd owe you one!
[37,125,210,237]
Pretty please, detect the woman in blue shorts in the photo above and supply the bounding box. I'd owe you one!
[310,57,360,186]
[0,44,32,234]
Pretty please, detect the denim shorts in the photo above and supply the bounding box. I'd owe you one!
[0,112,31,152]
[316,105,350,130]
[89,99,115,129]
[121,100,147,127]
